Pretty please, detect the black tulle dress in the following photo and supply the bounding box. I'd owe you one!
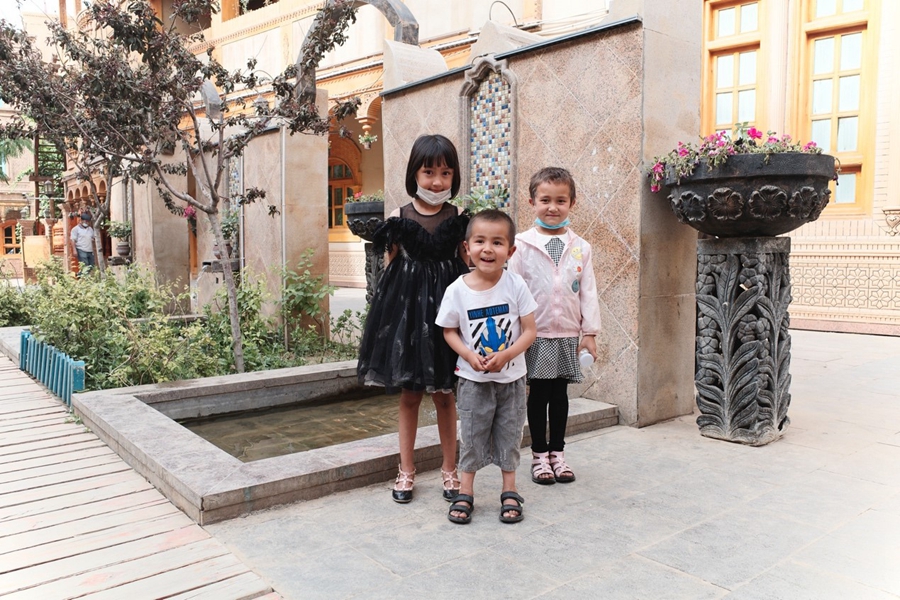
[358,202,470,394]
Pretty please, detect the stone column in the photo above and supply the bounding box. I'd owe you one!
[695,237,792,446]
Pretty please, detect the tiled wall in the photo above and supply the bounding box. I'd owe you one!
[468,71,512,209]
[383,16,703,426]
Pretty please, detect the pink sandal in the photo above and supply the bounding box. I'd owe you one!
[441,468,461,501]
[531,452,555,485]
[549,451,575,483]
[391,467,415,503]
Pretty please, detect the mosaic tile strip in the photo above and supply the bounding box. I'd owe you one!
[229,157,243,200]
[469,71,511,209]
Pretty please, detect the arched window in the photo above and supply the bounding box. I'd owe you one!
[328,162,355,230]
[1,220,19,255]
[327,135,362,242]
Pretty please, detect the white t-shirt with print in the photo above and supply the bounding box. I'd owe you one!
[436,270,538,384]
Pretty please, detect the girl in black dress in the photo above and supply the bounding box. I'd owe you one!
[358,134,469,503]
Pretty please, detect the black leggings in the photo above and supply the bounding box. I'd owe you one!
[527,378,569,453]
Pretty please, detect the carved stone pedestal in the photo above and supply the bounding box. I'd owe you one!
[363,242,383,305]
[695,237,792,445]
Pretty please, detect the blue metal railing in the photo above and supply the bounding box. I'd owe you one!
[19,330,85,406]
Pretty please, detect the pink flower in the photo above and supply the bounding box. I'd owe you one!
[781,134,792,141]
[767,136,779,144]
[803,141,817,150]
[747,127,763,140]
[353,192,361,199]
[677,144,689,157]
[652,162,664,174]
[183,205,196,219]
[650,184,660,193]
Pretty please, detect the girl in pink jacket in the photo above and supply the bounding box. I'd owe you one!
[507,167,601,485]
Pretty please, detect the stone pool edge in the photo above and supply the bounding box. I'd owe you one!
[73,361,617,524]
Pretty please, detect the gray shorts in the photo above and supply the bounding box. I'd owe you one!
[457,376,527,473]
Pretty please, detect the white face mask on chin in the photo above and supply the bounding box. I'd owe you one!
[416,185,452,206]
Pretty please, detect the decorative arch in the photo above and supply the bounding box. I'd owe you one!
[357,93,382,122]
[327,135,362,240]
[296,0,419,99]
[460,56,518,213]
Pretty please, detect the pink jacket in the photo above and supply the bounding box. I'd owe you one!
[508,228,601,338]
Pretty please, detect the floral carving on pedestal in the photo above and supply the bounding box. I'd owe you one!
[695,237,792,445]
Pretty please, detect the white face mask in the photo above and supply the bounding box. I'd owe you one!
[81,222,90,228]
[416,185,452,206]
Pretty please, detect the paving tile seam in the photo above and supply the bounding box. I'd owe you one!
[626,552,733,593]
[745,556,900,598]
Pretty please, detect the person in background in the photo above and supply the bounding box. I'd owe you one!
[70,212,96,272]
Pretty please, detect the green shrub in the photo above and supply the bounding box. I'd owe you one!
[24,257,360,389]
[203,271,300,373]
[30,261,225,389]
[0,279,33,327]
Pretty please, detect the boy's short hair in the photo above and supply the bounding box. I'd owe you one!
[404,134,462,199]
[529,167,577,200]
[466,209,516,244]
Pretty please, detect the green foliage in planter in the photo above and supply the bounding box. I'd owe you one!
[0,279,34,327]
[106,220,132,240]
[24,256,366,389]
[29,260,221,389]
[220,208,240,243]
[281,250,365,362]
[202,273,299,373]
[451,186,509,214]
[281,249,334,326]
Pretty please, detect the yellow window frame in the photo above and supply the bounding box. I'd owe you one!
[702,0,766,135]
[795,0,877,217]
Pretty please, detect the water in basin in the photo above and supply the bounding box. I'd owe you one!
[181,393,438,462]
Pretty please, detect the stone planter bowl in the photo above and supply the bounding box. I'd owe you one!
[345,201,385,242]
[664,153,838,237]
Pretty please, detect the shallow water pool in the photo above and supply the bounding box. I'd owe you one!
[181,393,438,462]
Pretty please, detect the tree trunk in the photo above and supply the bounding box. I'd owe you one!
[91,227,107,274]
[208,210,246,373]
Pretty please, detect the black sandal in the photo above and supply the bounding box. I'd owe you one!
[499,491,524,524]
[448,494,474,524]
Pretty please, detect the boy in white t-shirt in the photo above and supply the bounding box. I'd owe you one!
[436,209,537,525]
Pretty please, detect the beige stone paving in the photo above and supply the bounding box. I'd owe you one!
[206,330,900,599]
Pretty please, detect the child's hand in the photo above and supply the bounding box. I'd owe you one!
[482,350,509,373]
[578,335,598,360]
[464,350,487,372]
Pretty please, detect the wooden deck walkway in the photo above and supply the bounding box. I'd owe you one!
[0,356,281,600]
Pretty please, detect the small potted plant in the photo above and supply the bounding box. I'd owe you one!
[358,132,378,150]
[451,186,509,214]
[647,124,838,237]
[215,207,239,259]
[345,190,384,241]
[107,220,133,256]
